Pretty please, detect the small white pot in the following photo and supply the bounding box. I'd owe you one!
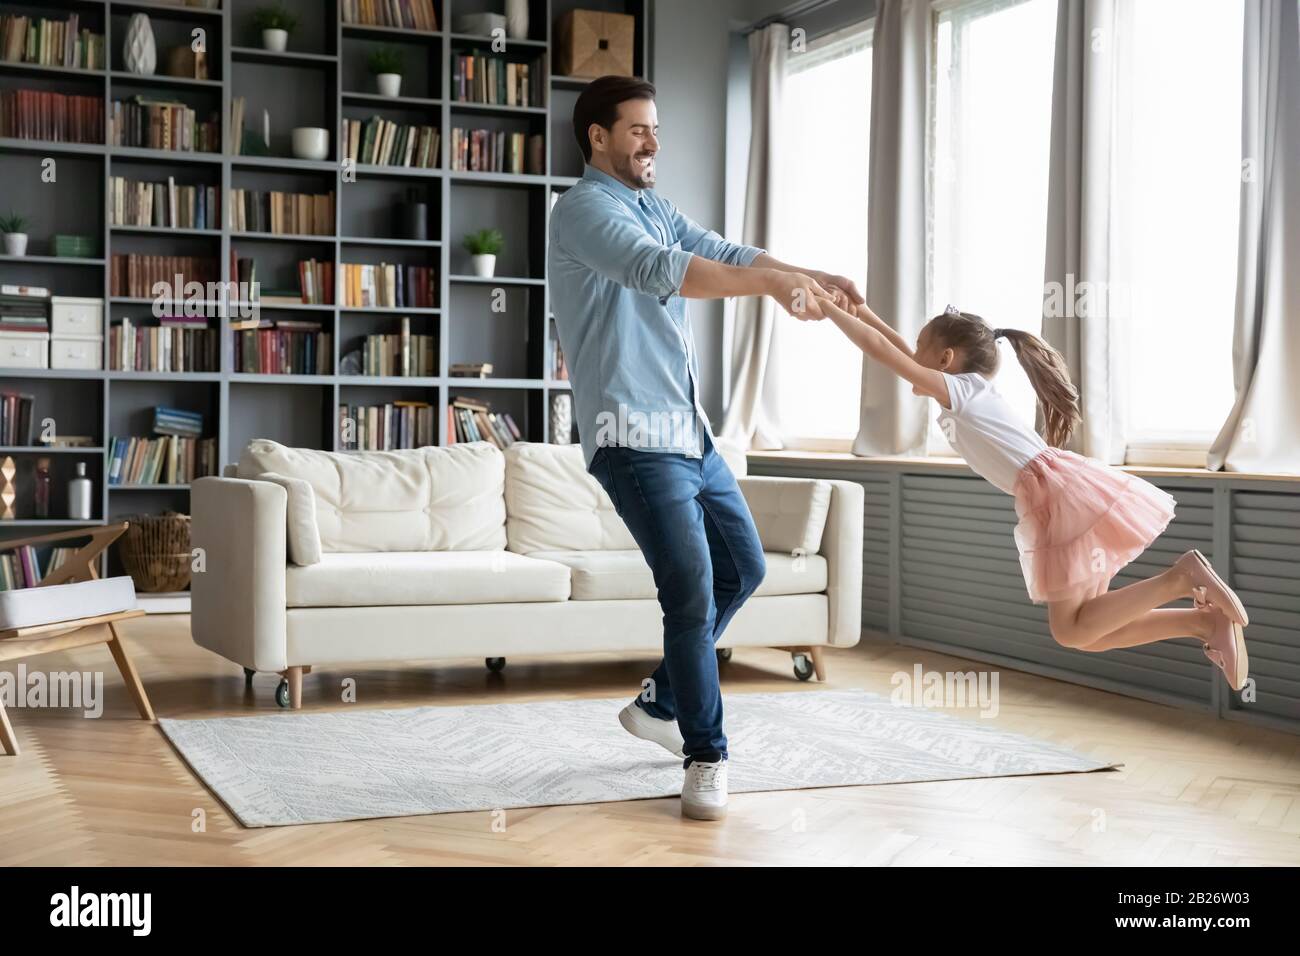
[471,254,496,278]
[291,127,329,161]
[3,233,28,256]
[376,73,402,97]
[262,28,288,52]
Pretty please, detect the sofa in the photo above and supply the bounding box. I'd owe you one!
[189,439,863,708]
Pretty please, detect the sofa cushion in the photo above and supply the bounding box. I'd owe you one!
[237,439,506,553]
[284,551,571,608]
[504,442,637,553]
[528,549,827,601]
[737,476,833,555]
[255,471,322,566]
[0,576,137,631]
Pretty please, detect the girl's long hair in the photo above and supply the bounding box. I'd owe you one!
[925,311,1081,448]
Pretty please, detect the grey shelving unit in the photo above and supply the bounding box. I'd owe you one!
[0,0,652,557]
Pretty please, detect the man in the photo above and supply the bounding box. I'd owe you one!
[548,75,862,820]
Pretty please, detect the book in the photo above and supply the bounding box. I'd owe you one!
[338,401,435,450]
[341,0,439,30]
[450,128,544,175]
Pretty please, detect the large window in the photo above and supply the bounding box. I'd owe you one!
[1119,0,1243,460]
[930,0,1059,452]
[772,25,871,449]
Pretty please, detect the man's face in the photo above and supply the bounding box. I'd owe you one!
[595,97,660,189]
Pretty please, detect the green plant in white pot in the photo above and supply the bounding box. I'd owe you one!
[464,228,504,278]
[368,47,405,98]
[253,5,297,52]
[0,212,29,257]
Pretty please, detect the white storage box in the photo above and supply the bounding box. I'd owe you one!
[50,296,104,337]
[0,576,138,631]
[0,331,49,369]
[50,334,103,370]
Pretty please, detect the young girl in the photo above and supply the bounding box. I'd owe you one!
[818,295,1249,690]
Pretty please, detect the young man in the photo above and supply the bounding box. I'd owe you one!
[548,75,862,820]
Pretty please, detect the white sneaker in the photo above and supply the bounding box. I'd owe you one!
[618,701,685,758]
[681,758,728,821]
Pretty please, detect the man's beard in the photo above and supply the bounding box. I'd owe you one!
[614,151,656,188]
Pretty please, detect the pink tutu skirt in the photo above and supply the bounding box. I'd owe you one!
[1012,448,1176,605]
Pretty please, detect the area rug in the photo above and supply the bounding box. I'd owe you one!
[158,690,1117,827]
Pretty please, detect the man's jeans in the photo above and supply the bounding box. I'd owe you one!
[587,433,766,765]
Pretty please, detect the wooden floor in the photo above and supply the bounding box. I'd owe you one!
[3,614,1298,866]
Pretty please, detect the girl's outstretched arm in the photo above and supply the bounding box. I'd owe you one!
[818,296,949,405]
[849,301,916,359]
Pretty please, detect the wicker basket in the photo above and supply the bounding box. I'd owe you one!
[119,512,192,592]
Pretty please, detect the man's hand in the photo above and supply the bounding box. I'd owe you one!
[768,270,830,320]
[812,272,864,307]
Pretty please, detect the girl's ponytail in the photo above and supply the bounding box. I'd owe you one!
[997,329,1081,448]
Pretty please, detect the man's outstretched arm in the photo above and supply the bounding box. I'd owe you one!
[679,255,830,319]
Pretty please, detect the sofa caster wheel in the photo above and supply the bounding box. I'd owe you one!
[275,679,291,708]
[792,653,815,681]
[243,667,256,687]
[716,647,733,663]
[486,657,506,673]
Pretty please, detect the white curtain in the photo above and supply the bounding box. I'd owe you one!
[851,0,930,457]
[1209,0,1300,473]
[1040,0,1127,463]
[720,23,788,449]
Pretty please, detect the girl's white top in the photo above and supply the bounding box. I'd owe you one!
[937,371,1048,495]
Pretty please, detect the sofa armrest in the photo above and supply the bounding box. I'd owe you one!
[821,479,864,647]
[191,476,289,672]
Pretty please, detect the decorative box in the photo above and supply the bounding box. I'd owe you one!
[554,10,636,79]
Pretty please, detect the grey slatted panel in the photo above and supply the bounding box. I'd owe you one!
[861,475,892,632]
[897,474,1215,707]
[1228,491,1300,727]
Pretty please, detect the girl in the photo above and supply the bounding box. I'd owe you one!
[818,295,1249,690]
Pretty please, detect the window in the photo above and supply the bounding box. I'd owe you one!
[930,0,1058,453]
[1119,0,1243,462]
[772,25,871,449]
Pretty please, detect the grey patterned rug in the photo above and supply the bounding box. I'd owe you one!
[159,690,1117,828]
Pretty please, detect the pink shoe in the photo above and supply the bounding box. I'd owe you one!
[1179,550,1248,626]
[1201,608,1248,692]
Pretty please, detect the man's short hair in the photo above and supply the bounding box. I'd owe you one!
[572,75,657,163]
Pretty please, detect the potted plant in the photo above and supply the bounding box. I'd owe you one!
[368,47,405,98]
[463,228,504,278]
[0,212,29,257]
[252,5,297,53]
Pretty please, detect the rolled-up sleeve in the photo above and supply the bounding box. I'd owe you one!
[667,199,765,266]
[552,192,694,298]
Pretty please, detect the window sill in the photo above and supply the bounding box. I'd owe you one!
[744,450,1300,484]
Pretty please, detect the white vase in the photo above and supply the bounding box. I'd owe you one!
[549,393,572,444]
[124,13,156,75]
[291,127,329,160]
[506,0,529,40]
[472,254,496,278]
[262,28,288,52]
[2,233,27,256]
[376,73,402,97]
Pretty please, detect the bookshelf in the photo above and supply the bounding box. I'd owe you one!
[0,0,653,578]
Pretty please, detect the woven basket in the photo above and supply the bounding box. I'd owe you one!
[119,512,192,592]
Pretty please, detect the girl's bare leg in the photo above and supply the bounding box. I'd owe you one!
[1047,564,1199,648]
[1073,608,1215,652]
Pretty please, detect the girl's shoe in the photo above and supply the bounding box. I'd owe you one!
[1201,607,1249,692]
[1178,550,1249,626]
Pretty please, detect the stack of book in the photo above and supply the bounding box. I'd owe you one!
[341,0,438,30]
[0,14,105,69]
[0,545,75,590]
[0,390,36,445]
[0,286,49,336]
[360,318,435,377]
[109,96,220,152]
[449,395,521,448]
[110,316,219,372]
[450,361,492,378]
[0,89,103,142]
[297,259,334,305]
[233,320,331,375]
[340,263,436,309]
[153,406,201,438]
[453,54,541,107]
[228,188,334,235]
[450,128,543,175]
[339,401,435,451]
[110,255,217,298]
[342,118,440,169]
[110,176,221,230]
[107,435,217,486]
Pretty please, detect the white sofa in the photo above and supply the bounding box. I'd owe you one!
[190,439,863,708]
